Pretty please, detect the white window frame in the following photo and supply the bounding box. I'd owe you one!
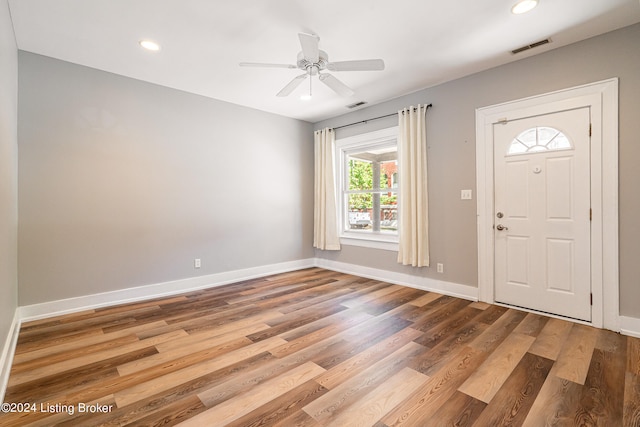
[335,126,399,251]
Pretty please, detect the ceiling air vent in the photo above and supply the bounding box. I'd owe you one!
[511,38,551,55]
[346,101,367,109]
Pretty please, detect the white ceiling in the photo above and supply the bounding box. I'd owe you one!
[8,0,640,123]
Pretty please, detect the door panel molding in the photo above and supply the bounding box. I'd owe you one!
[475,78,619,330]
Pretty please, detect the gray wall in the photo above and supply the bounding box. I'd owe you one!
[315,23,640,318]
[0,0,19,348]
[18,52,314,305]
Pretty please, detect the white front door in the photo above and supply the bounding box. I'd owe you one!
[493,107,591,321]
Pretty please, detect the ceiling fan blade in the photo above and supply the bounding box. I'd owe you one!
[326,59,385,72]
[319,73,355,97]
[240,62,297,69]
[298,33,319,63]
[276,74,308,97]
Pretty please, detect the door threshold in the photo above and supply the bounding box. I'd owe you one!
[494,301,593,327]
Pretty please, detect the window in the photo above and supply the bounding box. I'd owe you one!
[507,126,572,155]
[335,127,399,250]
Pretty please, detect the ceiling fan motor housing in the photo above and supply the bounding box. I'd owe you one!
[297,50,329,75]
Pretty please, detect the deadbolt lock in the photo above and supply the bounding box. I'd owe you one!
[496,212,504,218]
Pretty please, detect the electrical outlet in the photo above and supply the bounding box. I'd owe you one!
[194,258,201,269]
[437,263,444,273]
[461,189,473,200]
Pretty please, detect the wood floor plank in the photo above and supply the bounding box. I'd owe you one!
[624,371,640,427]
[411,299,474,337]
[278,306,371,342]
[273,409,322,427]
[182,362,325,426]
[458,332,535,403]
[470,352,553,426]
[303,341,425,424]
[225,379,329,427]
[8,329,186,386]
[625,337,640,427]
[380,345,487,426]
[9,333,140,373]
[11,320,168,365]
[153,320,270,354]
[575,346,626,426]
[408,291,444,307]
[85,352,279,427]
[474,304,509,325]
[116,335,251,377]
[195,351,316,409]
[468,301,491,311]
[339,283,404,309]
[315,327,423,390]
[428,390,487,427]
[5,346,155,402]
[513,312,550,337]
[528,317,574,361]
[115,394,206,427]
[270,309,374,358]
[467,308,528,354]
[13,327,105,355]
[2,268,637,426]
[521,363,584,427]
[321,367,428,427]
[417,304,482,349]
[411,318,489,376]
[312,315,414,370]
[113,336,287,407]
[554,323,599,384]
[20,306,162,338]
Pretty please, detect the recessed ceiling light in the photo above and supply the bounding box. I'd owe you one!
[511,0,538,14]
[139,39,161,51]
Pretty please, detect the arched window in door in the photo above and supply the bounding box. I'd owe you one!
[507,126,572,155]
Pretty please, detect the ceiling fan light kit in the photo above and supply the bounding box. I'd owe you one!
[511,0,538,15]
[139,39,161,51]
[240,33,385,99]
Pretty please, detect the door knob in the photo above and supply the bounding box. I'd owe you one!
[496,224,508,231]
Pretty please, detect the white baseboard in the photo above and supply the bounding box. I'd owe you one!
[18,258,316,323]
[620,316,640,338]
[313,258,479,301]
[0,311,20,404]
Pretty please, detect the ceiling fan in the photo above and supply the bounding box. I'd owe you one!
[240,33,385,98]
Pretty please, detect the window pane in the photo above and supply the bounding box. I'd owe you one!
[507,126,573,156]
[380,160,398,189]
[346,192,397,232]
[347,146,398,191]
[347,159,373,191]
[380,202,398,231]
[517,128,537,147]
[347,192,372,212]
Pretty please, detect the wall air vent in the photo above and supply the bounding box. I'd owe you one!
[346,101,367,109]
[511,38,551,54]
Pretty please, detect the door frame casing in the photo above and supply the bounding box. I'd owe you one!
[475,78,619,331]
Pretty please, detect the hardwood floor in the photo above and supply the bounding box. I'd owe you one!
[2,268,639,426]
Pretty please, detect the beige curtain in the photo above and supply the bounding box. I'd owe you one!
[313,128,341,250]
[397,105,429,266]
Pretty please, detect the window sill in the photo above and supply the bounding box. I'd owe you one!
[340,235,399,252]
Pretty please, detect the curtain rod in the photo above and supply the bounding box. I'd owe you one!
[332,103,432,131]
